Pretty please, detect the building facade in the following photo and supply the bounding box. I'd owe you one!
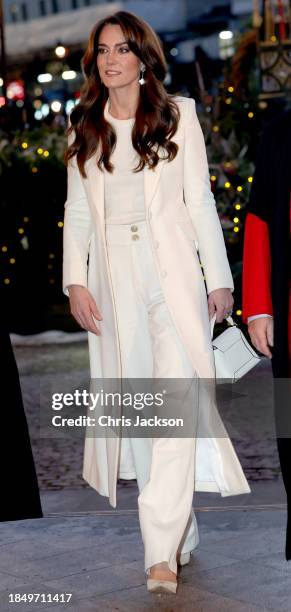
[4,0,233,24]
[4,0,105,23]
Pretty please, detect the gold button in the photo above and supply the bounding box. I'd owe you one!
[131,225,138,232]
[132,234,139,240]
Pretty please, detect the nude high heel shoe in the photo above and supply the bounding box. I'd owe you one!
[146,565,178,594]
[147,578,177,594]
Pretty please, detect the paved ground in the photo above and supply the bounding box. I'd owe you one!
[1,503,290,612]
[1,340,289,611]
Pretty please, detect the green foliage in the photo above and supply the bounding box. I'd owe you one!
[0,126,67,174]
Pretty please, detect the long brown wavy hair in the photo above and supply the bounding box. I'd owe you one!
[64,10,182,178]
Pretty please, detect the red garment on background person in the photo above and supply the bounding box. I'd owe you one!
[242,196,291,368]
[242,213,273,319]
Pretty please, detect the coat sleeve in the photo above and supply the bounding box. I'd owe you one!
[242,211,273,323]
[183,97,234,295]
[62,118,93,296]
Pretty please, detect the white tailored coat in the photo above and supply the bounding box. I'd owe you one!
[62,95,251,507]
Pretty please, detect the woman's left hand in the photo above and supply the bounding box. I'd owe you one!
[207,288,234,323]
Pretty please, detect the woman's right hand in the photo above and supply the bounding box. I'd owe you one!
[68,285,102,335]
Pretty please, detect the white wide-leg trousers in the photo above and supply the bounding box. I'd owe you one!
[105,220,199,574]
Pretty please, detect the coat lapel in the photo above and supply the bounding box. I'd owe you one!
[143,149,168,211]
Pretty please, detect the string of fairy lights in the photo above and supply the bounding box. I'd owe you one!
[210,82,259,231]
[210,171,253,237]
[1,138,64,289]
[200,81,258,318]
[209,167,254,319]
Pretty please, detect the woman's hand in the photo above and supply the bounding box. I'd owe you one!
[208,288,234,323]
[68,285,103,335]
[248,317,273,359]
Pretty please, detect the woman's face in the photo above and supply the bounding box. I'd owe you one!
[96,24,141,90]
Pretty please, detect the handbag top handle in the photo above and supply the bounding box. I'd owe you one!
[210,313,236,340]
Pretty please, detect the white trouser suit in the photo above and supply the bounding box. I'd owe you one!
[104,101,199,575]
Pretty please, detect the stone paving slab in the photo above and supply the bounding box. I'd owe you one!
[97,584,271,612]
[0,509,290,612]
[189,559,291,611]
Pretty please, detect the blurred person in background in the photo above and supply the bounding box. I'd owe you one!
[0,305,43,521]
[242,109,291,559]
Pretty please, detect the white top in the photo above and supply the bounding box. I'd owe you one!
[103,97,146,224]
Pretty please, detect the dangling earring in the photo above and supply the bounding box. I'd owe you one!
[139,63,146,85]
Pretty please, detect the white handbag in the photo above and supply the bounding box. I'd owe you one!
[210,313,261,383]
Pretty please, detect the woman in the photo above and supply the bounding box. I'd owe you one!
[62,10,250,594]
[242,109,291,560]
